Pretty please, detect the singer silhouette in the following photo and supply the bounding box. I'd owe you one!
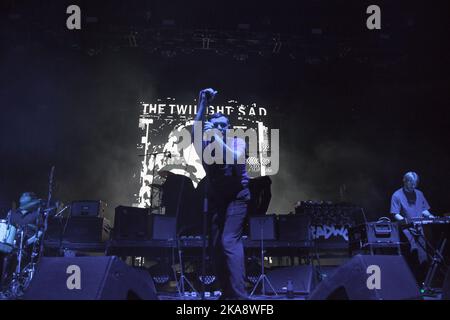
[193,88,250,300]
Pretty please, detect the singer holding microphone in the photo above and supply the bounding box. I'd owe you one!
[193,88,250,300]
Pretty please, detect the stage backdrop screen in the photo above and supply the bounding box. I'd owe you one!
[135,97,275,208]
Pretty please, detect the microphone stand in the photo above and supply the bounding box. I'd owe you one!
[175,228,198,298]
[57,205,71,256]
[201,166,210,300]
[172,89,216,299]
[199,101,213,300]
[408,222,449,292]
[199,90,217,300]
[37,166,55,263]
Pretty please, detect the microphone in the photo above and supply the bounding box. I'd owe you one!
[55,204,70,217]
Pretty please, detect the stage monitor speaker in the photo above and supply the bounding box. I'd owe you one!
[266,265,316,295]
[23,256,157,300]
[308,254,420,300]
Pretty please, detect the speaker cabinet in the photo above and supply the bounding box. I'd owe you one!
[71,201,102,217]
[45,217,107,242]
[249,215,277,240]
[151,215,176,240]
[308,254,420,300]
[266,265,316,295]
[113,206,177,241]
[278,214,311,241]
[113,206,152,240]
[23,256,157,300]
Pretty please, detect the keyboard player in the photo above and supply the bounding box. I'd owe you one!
[390,171,436,283]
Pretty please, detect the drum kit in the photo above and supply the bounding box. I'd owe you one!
[0,168,57,299]
[0,217,42,299]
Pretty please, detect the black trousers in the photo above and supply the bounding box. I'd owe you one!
[209,188,250,299]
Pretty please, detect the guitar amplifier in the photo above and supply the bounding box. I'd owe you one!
[45,217,108,243]
[278,214,311,241]
[71,201,102,217]
[113,206,176,241]
[349,221,401,254]
[151,215,176,240]
[113,206,152,241]
[249,215,277,241]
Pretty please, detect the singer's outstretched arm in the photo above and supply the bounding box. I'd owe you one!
[194,89,213,122]
[193,88,216,157]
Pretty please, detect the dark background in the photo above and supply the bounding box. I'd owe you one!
[1,0,449,221]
